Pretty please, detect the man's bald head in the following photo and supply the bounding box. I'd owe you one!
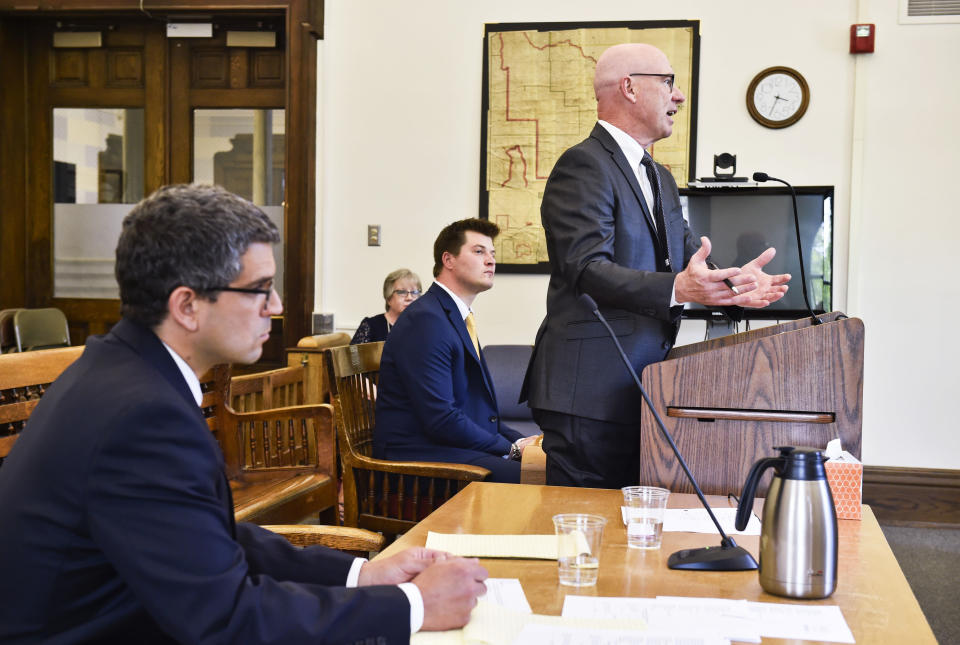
[594,43,667,98]
[592,43,684,146]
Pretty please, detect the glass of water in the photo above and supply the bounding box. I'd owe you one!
[553,513,606,586]
[622,486,670,549]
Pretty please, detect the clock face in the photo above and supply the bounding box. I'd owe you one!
[753,74,803,121]
[747,67,809,129]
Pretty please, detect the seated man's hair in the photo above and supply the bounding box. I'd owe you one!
[115,183,281,328]
[432,218,500,278]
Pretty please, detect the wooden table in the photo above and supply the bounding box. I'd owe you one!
[380,482,935,644]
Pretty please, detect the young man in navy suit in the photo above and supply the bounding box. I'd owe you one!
[375,219,539,483]
[0,184,487,644]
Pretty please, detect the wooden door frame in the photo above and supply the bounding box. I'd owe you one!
[0,0,322,350]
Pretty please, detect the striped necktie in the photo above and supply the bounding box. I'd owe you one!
[465,312,480,357]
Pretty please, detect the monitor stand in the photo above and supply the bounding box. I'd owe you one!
[705,315,738,340]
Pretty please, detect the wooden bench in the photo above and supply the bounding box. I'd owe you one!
[1,346,336,525]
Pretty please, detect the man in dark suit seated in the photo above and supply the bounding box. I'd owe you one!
[374,219,539,483]
[0,184,487,644]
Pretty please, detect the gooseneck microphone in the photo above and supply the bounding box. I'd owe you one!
[579,293,758,571]
[752,172,822,325]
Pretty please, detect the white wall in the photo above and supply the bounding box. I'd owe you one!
[317,0,960,469]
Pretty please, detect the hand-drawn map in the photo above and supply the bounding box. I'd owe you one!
[481,22,699,270]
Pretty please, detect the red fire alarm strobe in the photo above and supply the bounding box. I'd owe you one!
[850,24,875,54]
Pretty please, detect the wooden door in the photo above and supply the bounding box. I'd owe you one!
[20,19,166,343]
[0,3,320,365]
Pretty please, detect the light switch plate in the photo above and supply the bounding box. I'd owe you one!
[367,225,381,246]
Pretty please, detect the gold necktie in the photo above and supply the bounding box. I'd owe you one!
[465,312,480,357]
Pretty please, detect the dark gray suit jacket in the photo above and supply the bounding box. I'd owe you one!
[522,123,699,424]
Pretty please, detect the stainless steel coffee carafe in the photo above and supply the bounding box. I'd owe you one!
[735,446,837,599]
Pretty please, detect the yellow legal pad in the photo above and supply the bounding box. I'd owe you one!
[424,531,590,559]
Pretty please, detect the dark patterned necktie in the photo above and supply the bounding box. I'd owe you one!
[641,153,671,270]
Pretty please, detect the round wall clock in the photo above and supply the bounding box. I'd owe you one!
[746,66,809,129]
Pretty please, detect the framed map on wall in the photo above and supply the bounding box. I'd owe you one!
[480,21,700,273]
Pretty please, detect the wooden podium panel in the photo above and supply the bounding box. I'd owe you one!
[640,313,864,496]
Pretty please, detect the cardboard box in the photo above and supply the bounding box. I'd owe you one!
[825,451,862,520]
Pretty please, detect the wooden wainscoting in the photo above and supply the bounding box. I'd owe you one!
[863,466,960,527]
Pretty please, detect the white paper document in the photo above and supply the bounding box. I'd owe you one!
[410,598,648,645]
[747,601,855,643]
[512,623,729,645]
[562,595,856,644]
[564,595,759,643]
[482,578,532,614]
[620,506,761,536]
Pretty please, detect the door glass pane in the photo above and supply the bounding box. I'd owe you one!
[193,109,285,298]
[52,108,145,299]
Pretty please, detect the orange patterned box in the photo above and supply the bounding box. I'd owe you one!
[825,451,862,520]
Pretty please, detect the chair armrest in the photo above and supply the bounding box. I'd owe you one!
[220,404,336,479]
[296,332,351,349]
[520,444,546,485]
[263,524,385,552]
[346,452,490,481]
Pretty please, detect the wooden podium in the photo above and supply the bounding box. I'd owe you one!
[639,312,864,496]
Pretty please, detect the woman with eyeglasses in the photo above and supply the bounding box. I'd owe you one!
[350,268,422,345]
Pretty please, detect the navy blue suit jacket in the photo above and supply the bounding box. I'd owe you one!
[374,283,523,465]
[0,318,410,644]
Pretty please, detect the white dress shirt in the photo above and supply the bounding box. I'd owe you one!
[434,280,472,321]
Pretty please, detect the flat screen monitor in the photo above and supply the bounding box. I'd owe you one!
[679,186,833,321]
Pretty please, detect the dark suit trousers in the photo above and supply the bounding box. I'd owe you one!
[533,409,641,489]
[458,452,521,483]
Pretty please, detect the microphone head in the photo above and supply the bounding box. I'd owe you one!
[752,172,769,182]
[578,293,599,313]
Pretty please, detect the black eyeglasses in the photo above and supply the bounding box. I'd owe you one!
[208,285,275,310]
[392,289,422,299]
[629,73,675,91]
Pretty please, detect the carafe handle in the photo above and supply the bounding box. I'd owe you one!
[735,457,782,531]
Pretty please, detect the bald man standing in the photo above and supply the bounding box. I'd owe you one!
[521,44,790,489]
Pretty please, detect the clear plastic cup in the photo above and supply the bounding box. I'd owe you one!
[553,513,606,586]
[621,486,670,549]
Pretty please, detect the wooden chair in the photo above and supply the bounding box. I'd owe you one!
[200,365,337,525]
[285,332,351,405]
[229,364,308,412]
[264,524,385,558]
[323,342,489,539]
[0,346,84,462]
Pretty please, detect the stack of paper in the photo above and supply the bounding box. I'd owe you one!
[563,595,855,644]
[412,579,856,645]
